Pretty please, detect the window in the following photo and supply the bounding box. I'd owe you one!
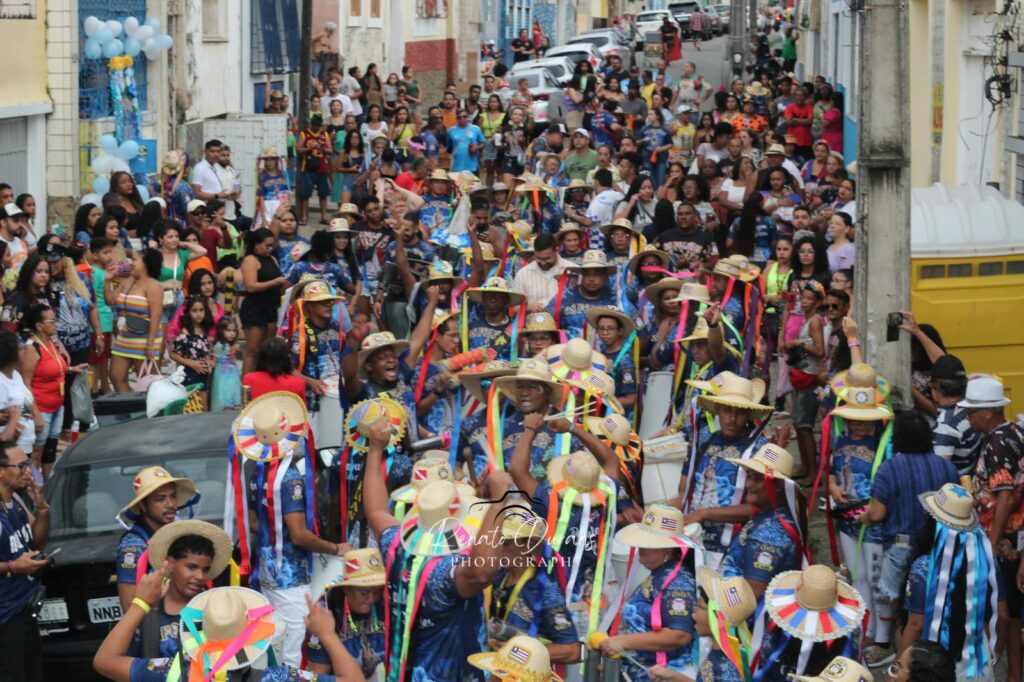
[920,265,945,279]
[0,0,34,19]
[368,0,382,27]
[979,262,1004,276]
[78,1,148,118]
[251,0,301,74]
[948,263,972,277]
[417,0,448,18]
[1008,260,1024,274]
[203,0,227,40]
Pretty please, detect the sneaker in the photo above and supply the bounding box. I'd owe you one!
[817,497,828,511]
[864,644,895,668]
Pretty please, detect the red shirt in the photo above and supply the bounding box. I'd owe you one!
[242,371,307,404]
[394,171,422,194]
[784,102,814,147]
[29,337,67,413]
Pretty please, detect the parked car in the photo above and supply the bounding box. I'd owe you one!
[38,412,335,678]
[715,3,731,31]
[668,0,704,35]
[634,9,677,50]
[703,4,723,35]
[543,42,603,69]
[508,56,576,87]
[567,29,634,69]
[496,68,566,129]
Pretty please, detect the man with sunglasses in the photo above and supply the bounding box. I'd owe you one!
[0,440,51,681]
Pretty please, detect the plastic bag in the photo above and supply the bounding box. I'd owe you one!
[145,365,188,417]
[70,371,94,424]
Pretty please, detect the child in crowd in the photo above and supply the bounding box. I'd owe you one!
[210,316,242,411]
[169,295,215,410]
[89,237,117,395]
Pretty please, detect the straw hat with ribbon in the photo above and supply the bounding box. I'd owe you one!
[546,451,606,507]
[492,357,566,404]
[425,259,465,286]
[324,548,387,590]
[919,482,978,532]
[467,276,526,307]
[712,255,761,283]
[830,363,891,404]
[555,223,587,241]
[763,565,866,643]
[391,457,476,504]
[507,219,535,241]
[788,656,873,682]
[628,245,671,278]
[568,249,618,273]
[746,81,771,98]
[523,312,560,337]
[258,146,281,159]
[177,587,277,677]
[729,443,795,482]
[117,466,198,526]
[356,332,410,376]
[696,372,771,416]
[328,217,356,234]
[468,635,563,682]
[615,503,702,549]
[427,168,455,185]
[298,279,343,303]
[544,338,608,379]
[678,317,741,356]
[231,391,309,462]
[600,217,642,239]
[667,282,712,304]
[644,277,684,303]
[458,360,518,404]
[697,567,757,628]
[147,520,234,580]
[583,412,641,462]
[501,509,549,543]
[344,397,408,453]
[829,381,894,422]
[565,178,592,195]
[563,369,623,414]
[400,480,481,556]
[585,306,636,338]
[162,149,186,174]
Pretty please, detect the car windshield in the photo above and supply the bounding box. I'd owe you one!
[47,454,228,538]
[571,35,609,47]
[637,12,665,22]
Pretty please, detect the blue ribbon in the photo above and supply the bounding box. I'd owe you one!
[449,390,463,473]
[252,461,268,590]
[302,438,316,569]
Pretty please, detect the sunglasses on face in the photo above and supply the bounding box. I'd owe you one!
[0,461,31,471]
[192,210,208,217]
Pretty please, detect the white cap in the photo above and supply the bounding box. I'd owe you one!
[572,128,591,138]
[2,203,25,219]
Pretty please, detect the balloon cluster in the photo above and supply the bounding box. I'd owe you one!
[82,16,173,61]
[88,134,151,200]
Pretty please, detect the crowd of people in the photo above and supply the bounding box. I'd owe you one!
[0,10,1018,682]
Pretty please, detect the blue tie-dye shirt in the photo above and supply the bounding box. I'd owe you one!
[546,284,632,340]
[116,522,154,586]
[466,302,515,362]
[530,481,608,601]
[698,648,745,682]
[830,433,884,542]
[723,507,800,587]
[490,567,579,644]
[248,465,311,589]
[620,562,697,680]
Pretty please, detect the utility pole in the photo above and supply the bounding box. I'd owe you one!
[854,0,911,404]
[729,0,746,78]
[298,0,313,130]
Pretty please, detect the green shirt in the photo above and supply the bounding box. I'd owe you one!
[781,37,797,60]
[563,149,599,182]
[92,266,114,333]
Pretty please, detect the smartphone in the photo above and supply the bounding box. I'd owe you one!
[886,312,903,342]
[33,547,61,561]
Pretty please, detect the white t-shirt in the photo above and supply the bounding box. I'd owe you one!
[0,234,26,274]
[720,178,746,205]
[214,164,240,220]
[360,122,389,143]
[191,158,223,196]
[322,93,353,117]
[340,75,363,116]
[0,369,36,453]
[587,189,626,226]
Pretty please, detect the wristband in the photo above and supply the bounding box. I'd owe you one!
[847,339,859,348]
[132,597,152,615]
[707,321,719,328]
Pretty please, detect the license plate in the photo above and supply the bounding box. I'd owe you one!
[87,596,123,624]
[38,598,69,623]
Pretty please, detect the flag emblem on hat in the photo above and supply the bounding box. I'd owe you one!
[534,314,546,323]
[725,586,742,607]
[414,468,429,481]
[603,417,617,431]
[508,645,531,664]
[345,558,360,572]
[761,447,780,464]
[660,516,678,532]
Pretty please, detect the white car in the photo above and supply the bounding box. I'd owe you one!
[543,42,603,70]
[567,29,634,69]
[508,56,576,87]
[635,9,678,49]
[496,68,566,128]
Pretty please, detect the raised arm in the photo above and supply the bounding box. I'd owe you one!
[363,420,401,537]
[405,285,439,366]
[509,412,543,498]
[705,303,728,366]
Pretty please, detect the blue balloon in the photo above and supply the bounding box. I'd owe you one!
[92,176,110,195]
[145,18,161,33]
[137,185,150,202]
[124,36,141,56]
[99,134,118,156]
[102,39,123,58]
[94,26,113,45]
[155,34,173,50]
[84,39,102,60]
[117,140,139,160]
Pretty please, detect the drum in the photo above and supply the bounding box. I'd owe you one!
[312,376,343,450]
[641,432,688,505]
[638,370,674,440]
[309,553,344,599]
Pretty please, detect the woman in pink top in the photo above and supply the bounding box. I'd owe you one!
[820,92,844,152]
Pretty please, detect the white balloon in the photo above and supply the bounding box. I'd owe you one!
[145,18,161,33]
[136,25,154,41]
[90,156,112,174]
[84,16,102,37]
[106,20,123,37]
[94,26,113,45]
[144,44,161,61]
[80,193,102,207]
[124,17,139,36]
[110,158,131,173]
[155,34,173,50]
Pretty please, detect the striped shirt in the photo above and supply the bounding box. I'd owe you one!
[933,403,982,476]
[511,256,570,309]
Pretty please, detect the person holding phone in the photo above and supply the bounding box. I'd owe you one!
[0,440,51,682]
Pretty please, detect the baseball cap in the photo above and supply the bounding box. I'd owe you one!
[930,355,967,382]
[2,203,25,219]
[187,199,208,214]
[547,123,567,135]
[572,128,591,138]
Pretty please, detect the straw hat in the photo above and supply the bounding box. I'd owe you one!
[324,548,387,590]
[467,276,526,306]
[344,397,408,453]
[299,280,342,303]
[599,218,642,238]
[178,587,276,673]
[729,443,795,482]
[427,168,455,184]
[546,451,604,505]
[696,372,771,416]
[644,277,684,302]
[492,182,511,194]
[162,149,186,174]
[681,319,741,358]
[829,382,893,422]
[697,567,757,627]
[328,217,355,234]
[356,332,410,376]
[232,392,309,462]
[583,413,635,448]
[585,306,636,338]
[763,565,866,643]
[400,480,480,556]
[500,509,549,543]
[468,635,563,682]
[830,363,891,403]
[765,143,787,156]
[556,223,587,241]
[492,358,566,403]
[148,520,233,580]
[789,656,872,682]
[919,482,978,532]
[746,81,771,97]
[458,360,519,404]
[507,219,534,240]
[425,259,465,286]
[391,457,476,504]
[712,255,761,283]
[565,178,592,193]
[523,312,560,336]
[615,504,701,549]
[568,249,617,273]
[258,146,280,159]
[627,245,671,277]
[563,369,620,411]
[544,338,608,375]
[117,466,198,525]
[667,282,711,304]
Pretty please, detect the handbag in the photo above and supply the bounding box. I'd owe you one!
[70,371,94,424]
[131,359,164,392]
[788,366,818,390]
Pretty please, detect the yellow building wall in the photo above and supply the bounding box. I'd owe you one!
[909,0,931,187]
[0,0,49,107]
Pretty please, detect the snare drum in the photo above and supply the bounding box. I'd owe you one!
[641,432,688,505]
[309,553,344,599]
[638,370,674,439]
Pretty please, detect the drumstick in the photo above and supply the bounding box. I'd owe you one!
[542,404,589,422]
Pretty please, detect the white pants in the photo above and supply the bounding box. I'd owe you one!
[263,583,311,668]
[838,532,895,643]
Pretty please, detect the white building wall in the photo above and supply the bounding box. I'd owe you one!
[182,0,245,122]
[45,0,78,223]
